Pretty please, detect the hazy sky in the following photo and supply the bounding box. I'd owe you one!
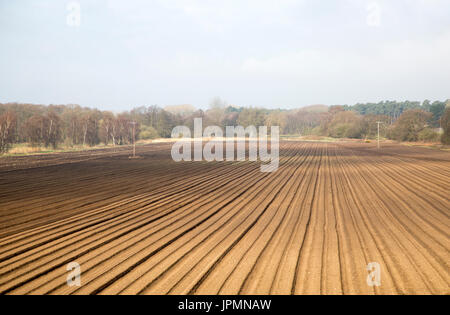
[1,0,449,111]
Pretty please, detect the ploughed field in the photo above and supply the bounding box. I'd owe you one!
[0,141,449,295]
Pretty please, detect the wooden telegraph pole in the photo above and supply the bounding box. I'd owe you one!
[377,121,383,149]
[130,121,136,158]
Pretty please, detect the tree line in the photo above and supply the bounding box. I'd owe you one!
[1,99,449,154]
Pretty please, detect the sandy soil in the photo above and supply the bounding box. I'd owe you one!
[0,141,448,295]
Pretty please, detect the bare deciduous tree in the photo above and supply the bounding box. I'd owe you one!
[0,111,17,154]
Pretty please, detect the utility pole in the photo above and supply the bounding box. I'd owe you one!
[130,121,136,158]
[377,121,383,149]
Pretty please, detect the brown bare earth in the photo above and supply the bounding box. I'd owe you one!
[0,141,449,295]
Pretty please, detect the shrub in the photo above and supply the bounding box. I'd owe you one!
[417,128,440,142]
[327,111,363,139]
[389,110,432,142]
[139,125,159,140]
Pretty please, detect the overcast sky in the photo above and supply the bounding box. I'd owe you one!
[1,0,449,111]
